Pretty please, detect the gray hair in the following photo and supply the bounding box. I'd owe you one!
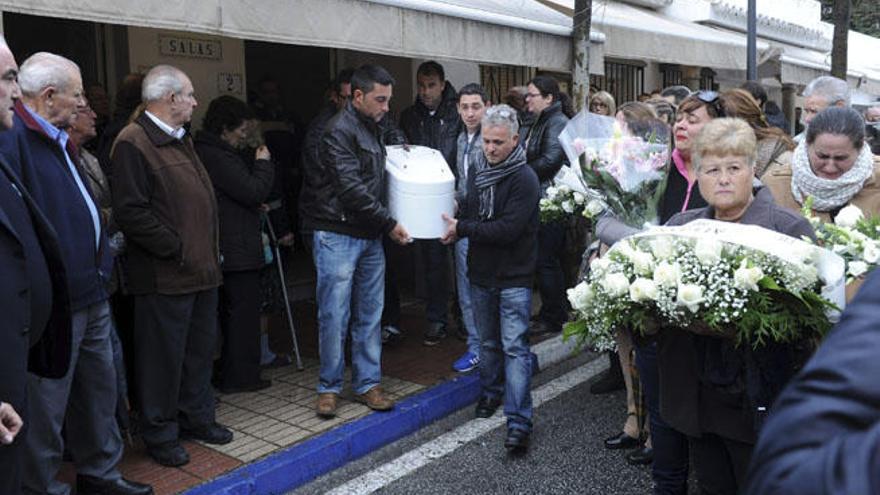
[142,64,186,103]
[18,52,79,97]
[803,76,850,107]
[481,104,519,137]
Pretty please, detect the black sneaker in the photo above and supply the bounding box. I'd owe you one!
[423,323,447,346]
[382,325,404,345]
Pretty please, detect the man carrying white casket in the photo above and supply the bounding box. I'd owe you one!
[311,65,410,419]
[441,104,540,452]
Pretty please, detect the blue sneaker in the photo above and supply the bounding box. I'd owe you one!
[452,352,480,373]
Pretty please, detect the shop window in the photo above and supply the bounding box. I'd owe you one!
[700,68,717,91]
[480,64,536,105]
[660,64,683,89]
[593,59,645,105]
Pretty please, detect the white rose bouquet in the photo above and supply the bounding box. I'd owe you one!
[801,198,880,282]
[564,228,837,351]
[538,184,606,224]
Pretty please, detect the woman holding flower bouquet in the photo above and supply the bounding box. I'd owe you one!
[592,92,722,494]
[763,106,880,299]
[521,75,574,336]
[660,118,815,493]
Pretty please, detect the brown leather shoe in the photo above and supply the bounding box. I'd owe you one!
[355,386,395,411]
[316,393,338,418]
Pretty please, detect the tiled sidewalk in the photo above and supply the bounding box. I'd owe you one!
[60,297,473,494]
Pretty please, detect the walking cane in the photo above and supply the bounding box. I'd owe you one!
[262,211,305,371]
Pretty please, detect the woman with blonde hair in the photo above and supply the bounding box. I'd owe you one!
[589,90,616,117]
[720,88,795,178]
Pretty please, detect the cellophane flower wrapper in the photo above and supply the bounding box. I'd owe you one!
[563,220,843,352]
[558,111,670,228]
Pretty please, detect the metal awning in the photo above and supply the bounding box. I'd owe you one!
[539,0,764,71]
[0,0,605,73]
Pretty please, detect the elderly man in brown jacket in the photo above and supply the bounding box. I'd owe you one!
[111,64,232,468]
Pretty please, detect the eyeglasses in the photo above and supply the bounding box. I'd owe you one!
[696,90,725,117]
[525,92,542,99]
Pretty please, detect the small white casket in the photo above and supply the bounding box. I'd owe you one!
[385,145,455,239]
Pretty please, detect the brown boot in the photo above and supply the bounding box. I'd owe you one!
[355,386,395,411]
[316,393,338,418]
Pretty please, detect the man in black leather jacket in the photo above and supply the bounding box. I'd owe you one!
[396,61,462,346]
[309,64,410,419]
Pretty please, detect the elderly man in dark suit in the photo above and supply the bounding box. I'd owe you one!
[0,35,72,495]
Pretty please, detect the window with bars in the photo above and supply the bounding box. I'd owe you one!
[479,65,535,106]
[700,68,717,91]
[591,59,645,105]
[660,64,683,88]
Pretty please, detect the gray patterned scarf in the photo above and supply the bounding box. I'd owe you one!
[474,145,526,220]
[790,141,874,212]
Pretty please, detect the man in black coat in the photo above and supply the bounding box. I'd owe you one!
[441,104,540,452]
[745,270,880,494]
[396,60,462,346]
[0,36,72,495]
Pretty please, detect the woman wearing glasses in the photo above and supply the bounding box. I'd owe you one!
[589,90,616,117]
[520,75,575,337]
[595,90,724,494]
[763,106,880,300]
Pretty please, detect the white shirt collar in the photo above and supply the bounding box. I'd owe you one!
[145,110,186,140]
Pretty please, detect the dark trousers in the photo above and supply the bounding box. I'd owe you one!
[382,237,401,327]
[636,341,690,495]
[382,238,450,327]
[218,270,263,388]
[689,432,752,495]
[536,221,568,328]
[134,289,218,447]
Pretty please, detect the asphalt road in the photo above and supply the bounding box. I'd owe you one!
[292,353,656,495]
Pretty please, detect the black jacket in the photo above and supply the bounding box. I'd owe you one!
[399,81,461,171]
[457,150,540,288]
[304,102,396,239]
[659,187,815,444]
[195,131,274,272]
[745,270,880,495]
[518,101,569,187]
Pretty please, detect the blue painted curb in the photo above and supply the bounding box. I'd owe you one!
[185,373,482,495]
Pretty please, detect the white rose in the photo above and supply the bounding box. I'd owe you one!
[590,257,611,275]
[733,260,764,292]
[561,200,574,213]
[631,250,655,275]
[835,204,864,229]
[572,192,585,205]
[585,199,606,217]
[848,260,869,278]
[652,261,681,287]
[676,283,704,313]
[601,272,631,298]
[559,185,571,194]
[539,198,552,209]
[862,240,880,264]
[694,238,724,265]
[615,241,636,260]
[546,186,559,199]
[649,237,675,260]
[629,278,658,303]
[567,282,594,309]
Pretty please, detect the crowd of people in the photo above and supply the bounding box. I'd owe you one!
[3,27,880,494]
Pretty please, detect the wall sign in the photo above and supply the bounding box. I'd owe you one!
[158,35,222,60]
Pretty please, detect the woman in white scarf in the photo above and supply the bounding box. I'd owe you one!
[763,106,880,298]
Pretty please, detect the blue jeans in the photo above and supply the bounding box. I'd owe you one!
[454,238,479,355]
[313,230,384,395]
[636,341,689,495]
[471,284,533,432]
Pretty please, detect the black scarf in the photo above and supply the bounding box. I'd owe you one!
[473,145,526,220]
